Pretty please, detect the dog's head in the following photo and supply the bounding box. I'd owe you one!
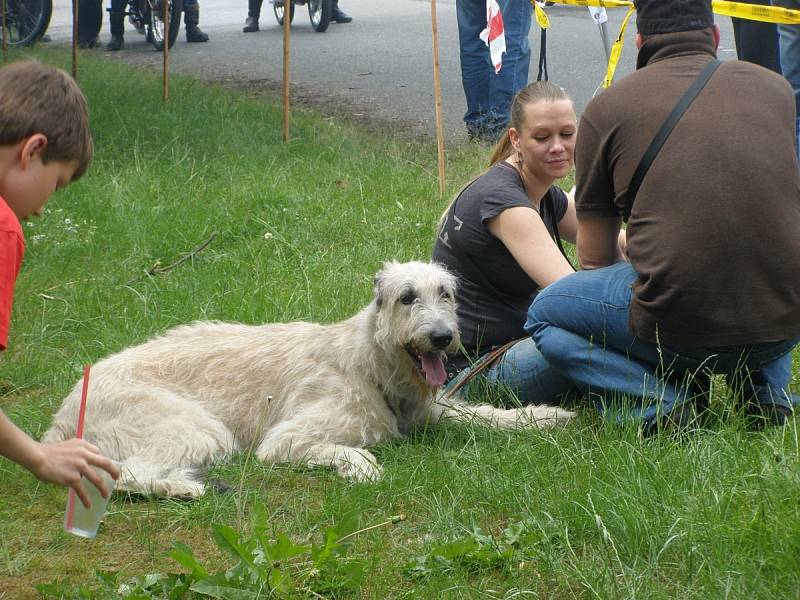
[372,261,460,388]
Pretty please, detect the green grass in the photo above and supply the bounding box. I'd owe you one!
[1,49,799,599]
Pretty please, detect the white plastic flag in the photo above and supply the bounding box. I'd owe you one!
[480,0,506,74]
[589,6,608,24]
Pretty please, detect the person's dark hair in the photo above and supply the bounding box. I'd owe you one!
[634,0,714,36]
[489,81,573,166]
[0,60,93,181]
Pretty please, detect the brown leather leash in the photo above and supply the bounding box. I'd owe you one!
[439,338,525,403]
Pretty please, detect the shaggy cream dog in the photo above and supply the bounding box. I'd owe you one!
[44,261,572,497]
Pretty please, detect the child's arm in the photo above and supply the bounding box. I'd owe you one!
[0,409,119,508]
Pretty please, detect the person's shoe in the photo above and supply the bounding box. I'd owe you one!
[186,25,209,42]
[78,36,99,49]
[331,5,352,23]
[106,34,125,51]
[243,16,259,32]
[744,402,793,430]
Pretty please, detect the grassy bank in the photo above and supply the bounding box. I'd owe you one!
[0,49,798,599]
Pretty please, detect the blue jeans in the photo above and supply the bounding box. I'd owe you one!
[444,337,575,406]
[455,0,532,140]
[525,262,800,426]
[774,0,800,154]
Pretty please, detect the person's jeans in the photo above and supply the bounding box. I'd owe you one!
[774,0,800,154]
[525,262,799,426]
[444,337,575,406]
[455,0,532,140]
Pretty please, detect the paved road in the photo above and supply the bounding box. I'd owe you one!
[46,0,737,143]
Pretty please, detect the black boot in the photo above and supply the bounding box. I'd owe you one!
[106,12,125,50]
[184,6,209,42]
[330,0,351,23]
[243,0,261,32]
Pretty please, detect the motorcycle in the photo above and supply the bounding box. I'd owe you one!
[272,0,332,33]
[0,0,180,50]
[0,0,52,47]
[120,0,182,50]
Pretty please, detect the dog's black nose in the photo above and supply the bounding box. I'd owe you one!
[430,329,453,349]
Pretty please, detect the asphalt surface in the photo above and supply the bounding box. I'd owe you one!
[45,0,738,143]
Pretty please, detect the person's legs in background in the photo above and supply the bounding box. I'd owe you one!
[774,0,800,154]
[456,0,493,141]
[331,0,352,24]
[106,0,127,50]
[243,0,263,32]
[488,0,532,139]
[731,0,781,72]
[183,0,209,42]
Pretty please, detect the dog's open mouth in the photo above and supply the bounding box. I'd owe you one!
[405,345,448,387]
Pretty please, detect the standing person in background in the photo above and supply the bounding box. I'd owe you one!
[243,0,351,32]
[773,0,800,152]
[107,0,209,50]
[456,0,533,143]
[731,0,781,72]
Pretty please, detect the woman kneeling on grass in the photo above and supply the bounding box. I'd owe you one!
[433,80,624,405]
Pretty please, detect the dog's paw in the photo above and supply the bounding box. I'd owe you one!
[336,448,383,482]
[519,404,575,428]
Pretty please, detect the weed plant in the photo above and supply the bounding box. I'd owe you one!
[0,49,798,599]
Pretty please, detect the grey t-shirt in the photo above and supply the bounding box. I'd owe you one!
[432,162,568,358]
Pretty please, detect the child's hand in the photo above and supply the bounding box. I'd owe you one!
[31,439,119,508]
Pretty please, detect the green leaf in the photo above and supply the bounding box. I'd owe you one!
[169,541,209,578]
[212,524,260,575]
[190,576,260,600]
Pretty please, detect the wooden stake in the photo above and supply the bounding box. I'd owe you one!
[430,0,446,195]
[282,0,291,142]
[1,0,8,64]
[72,0,79,79]
[163,0,169,101]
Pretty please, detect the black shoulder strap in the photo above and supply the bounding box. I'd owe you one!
[623,59,721,223]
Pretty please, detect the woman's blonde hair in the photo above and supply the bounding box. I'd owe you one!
[488,81,573,166]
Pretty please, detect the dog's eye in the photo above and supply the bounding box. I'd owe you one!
[400,292,416,305]
[440,287,454,301]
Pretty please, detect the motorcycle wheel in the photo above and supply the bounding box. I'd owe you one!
[0,0,52,47]
[308,0,329,32]
[273,0,295,26]
[144,0,182,51]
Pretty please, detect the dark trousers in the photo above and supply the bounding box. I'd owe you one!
[732,0,781,73]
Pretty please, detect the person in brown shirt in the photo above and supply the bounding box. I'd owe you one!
[524,0,800,430]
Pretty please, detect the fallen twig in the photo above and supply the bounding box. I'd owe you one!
[127,232,217,285]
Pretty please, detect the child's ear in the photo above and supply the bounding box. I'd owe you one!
[19,134,48,169]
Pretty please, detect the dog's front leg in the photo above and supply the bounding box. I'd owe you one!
[432,396,574,430]
[255,426,383,482]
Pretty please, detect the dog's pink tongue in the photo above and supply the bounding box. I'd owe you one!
[421,352,448,387]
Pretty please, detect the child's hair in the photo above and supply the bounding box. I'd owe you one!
[0,60,93,180]
[489,81,573,166]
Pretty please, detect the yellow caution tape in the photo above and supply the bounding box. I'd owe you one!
[540,0,634,8]
[534,2,551,29]
[530,0,800,90]
[601,4,634,88]
[712,0,800,25]
[541,0,800,24]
